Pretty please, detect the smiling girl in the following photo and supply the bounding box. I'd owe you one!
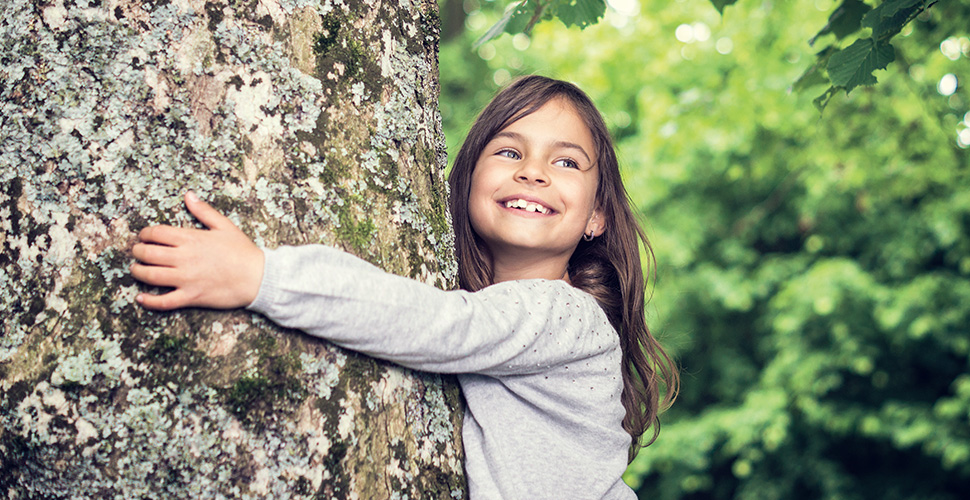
[130,75,678,499]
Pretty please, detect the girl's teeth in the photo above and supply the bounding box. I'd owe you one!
[504,199,549,214]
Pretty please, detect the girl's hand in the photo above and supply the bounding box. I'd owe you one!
[130,191,264,311]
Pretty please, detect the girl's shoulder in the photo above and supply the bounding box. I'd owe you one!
[477,278,593,300]
[467,278,619,373]
[474,278,610,325]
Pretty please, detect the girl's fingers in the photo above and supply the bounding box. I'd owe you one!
[185,191,235,231]
[137,193,238,247]
[138,224,188,246]
[136,289,190,311]
[129,262,182,288]
[131,242,180,266]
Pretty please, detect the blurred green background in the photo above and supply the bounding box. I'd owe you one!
[435,0,970,498]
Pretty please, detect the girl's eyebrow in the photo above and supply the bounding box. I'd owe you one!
[492,131,592,165]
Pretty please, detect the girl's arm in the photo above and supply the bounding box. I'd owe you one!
[131,193,616,375]
[248,244,615,375]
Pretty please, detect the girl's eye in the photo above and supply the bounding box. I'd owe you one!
[554,158,580,169]
[497,149,521,160]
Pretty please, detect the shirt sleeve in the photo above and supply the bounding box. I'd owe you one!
[246,245,617,376]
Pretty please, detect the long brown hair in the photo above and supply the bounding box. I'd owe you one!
[448,75,679,459]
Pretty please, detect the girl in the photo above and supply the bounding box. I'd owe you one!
[130,76,678,499]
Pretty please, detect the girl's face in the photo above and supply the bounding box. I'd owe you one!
[468,98,604,269]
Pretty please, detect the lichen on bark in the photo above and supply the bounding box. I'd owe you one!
[0,0,464,497]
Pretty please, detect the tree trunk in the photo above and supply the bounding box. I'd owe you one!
[0,0,465,498]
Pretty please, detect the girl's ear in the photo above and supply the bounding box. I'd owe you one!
[586,208,607,238]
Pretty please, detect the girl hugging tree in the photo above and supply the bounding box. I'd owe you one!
[131,75,679,499]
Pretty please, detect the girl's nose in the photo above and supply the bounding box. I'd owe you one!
[514,160,548,186]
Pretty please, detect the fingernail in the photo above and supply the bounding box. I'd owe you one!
[135,294,144,303]
[186,191,199,203]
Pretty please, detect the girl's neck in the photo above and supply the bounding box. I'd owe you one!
[490,252,572,284]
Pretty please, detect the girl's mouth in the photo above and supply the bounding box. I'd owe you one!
[503,198,552,215]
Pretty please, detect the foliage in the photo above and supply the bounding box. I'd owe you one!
[796,0,938,109]
[473,0,606,47]
[439,0,970,497]
[473,0,954,109]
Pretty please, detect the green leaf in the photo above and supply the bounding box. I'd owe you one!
[808,0,871,46]
[861,0,923,38]
[866,0,922,21]
[826,38,895,93]
[554,0,607,30]
[472,0,534,49]
[709,0,739,14]
[793,46,839,92]
[506,1,540,33]
[813,85,840,112]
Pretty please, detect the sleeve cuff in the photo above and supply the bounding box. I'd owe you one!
[246,247,281,314]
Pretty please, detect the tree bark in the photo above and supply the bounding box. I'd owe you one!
[0,0,465,498]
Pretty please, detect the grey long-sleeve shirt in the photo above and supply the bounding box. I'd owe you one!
[247,245,636,500]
